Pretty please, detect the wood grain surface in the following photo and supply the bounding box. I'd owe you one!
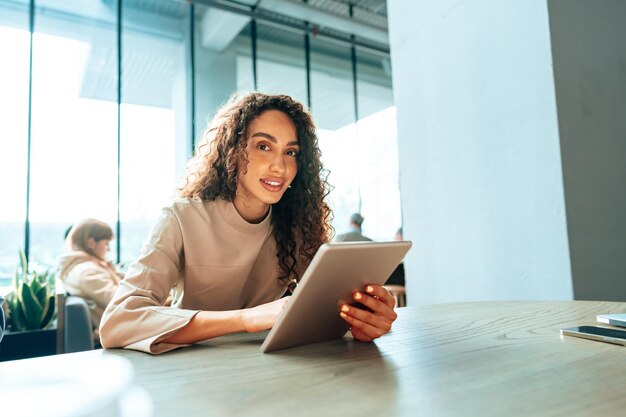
[105,301,626,417]
[8,301,626,417]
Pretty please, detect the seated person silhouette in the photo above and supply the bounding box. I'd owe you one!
[57,219,123,342]
[334,213,372,242]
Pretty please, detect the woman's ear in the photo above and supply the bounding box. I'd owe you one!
[86,237,96,250]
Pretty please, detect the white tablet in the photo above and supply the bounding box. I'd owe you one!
[260,240,412,353]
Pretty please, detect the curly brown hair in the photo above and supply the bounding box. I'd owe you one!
[179,92,333,286]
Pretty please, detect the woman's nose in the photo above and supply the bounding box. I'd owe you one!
[270,154,286,174]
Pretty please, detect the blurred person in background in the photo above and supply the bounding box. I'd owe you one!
[57,218,123,341]
[334,213,372,242]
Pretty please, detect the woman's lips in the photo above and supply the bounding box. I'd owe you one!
[260,178,285,192]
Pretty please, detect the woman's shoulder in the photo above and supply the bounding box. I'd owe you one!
[58,251,95,274]
[62,257,109,277]
[166,197,226,220]
[167,196,220,211]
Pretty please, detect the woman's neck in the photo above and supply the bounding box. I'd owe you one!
[232,195,270,224]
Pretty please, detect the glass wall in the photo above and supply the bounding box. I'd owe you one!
[309,37,359,238]
[256,23,307,106]
[310,41,399,242]
[27,1,119,270]
[0,0,29,280]
[119,0,191,266]
[193,4,254,142]
[0,0,399,279]
[356,49,400,241]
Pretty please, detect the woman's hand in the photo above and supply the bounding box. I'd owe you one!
[240,297,290,333]
[339,285,397,342]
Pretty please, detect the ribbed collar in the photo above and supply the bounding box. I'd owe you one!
[216,198,272,234]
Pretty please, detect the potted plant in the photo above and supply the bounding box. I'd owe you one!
[0,250,57,361]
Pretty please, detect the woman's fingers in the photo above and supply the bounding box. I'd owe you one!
[340,307,388,340]
[343,302,394,332]
[338,284,398,342]
[352,289,397,321]
[364,284,396,309]
[340,304,393,338]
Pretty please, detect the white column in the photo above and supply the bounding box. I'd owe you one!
[387,0,573,304]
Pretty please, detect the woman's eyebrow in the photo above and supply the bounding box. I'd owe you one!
[251,132,299,146]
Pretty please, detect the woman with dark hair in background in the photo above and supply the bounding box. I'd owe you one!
[58,218,122,340]
[100,92,398,354]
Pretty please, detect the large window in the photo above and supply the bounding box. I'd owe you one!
[0,1,29,280]
[119,0,191,266]
[311,40,399,241]
[256,23,308,106]
[309,38,360,238]
[356,49,400,241]
[193,4,254,139]
[28,2,118,270]
[0,0,399,278]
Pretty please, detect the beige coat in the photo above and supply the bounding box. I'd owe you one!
[57,251,122,338]
[99,198,288,354]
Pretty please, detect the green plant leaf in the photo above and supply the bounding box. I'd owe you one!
[39,270,56,291]
[18,248,28,277]
[41,295,56,329]
[21,281,44,330]
[35,282,49,302]
[8,293,28,331]
[14,281,24,304]
[12,266,20,292]
[39,293,50,325]
[31,274,42,294]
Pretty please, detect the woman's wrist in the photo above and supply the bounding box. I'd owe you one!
[166,309,248,344]
[238,309,248,333]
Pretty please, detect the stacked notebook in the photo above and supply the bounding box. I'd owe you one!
[597,313,626,327]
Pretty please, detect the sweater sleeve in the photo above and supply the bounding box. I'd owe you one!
[99,208,199,354]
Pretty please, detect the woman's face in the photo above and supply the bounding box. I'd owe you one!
[89,238,111,260]
[235,110,300,222]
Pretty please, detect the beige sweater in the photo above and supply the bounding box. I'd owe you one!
[57,251,122,338]
[99,198,288,354]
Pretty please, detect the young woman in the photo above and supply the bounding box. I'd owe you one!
[99,93,397,354]
[58,219,122,340]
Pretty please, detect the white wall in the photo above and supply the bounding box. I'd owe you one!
[387,0,574,304]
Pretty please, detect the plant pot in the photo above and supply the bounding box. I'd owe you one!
[0,328,57,362]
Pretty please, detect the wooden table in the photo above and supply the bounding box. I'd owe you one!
[4,301,626,416]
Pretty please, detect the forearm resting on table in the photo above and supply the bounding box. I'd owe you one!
[162,310,245,344]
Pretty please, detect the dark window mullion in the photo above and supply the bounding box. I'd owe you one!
[303,0,311,110]
[304,27,311,110]
[115,0,122,264]
[189,3,196,154]
[24,0,35,262]
[349,2,361,213]
[251,17,258,90]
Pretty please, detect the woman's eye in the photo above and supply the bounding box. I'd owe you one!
[287,150,299,157]
[257,143,270,151]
